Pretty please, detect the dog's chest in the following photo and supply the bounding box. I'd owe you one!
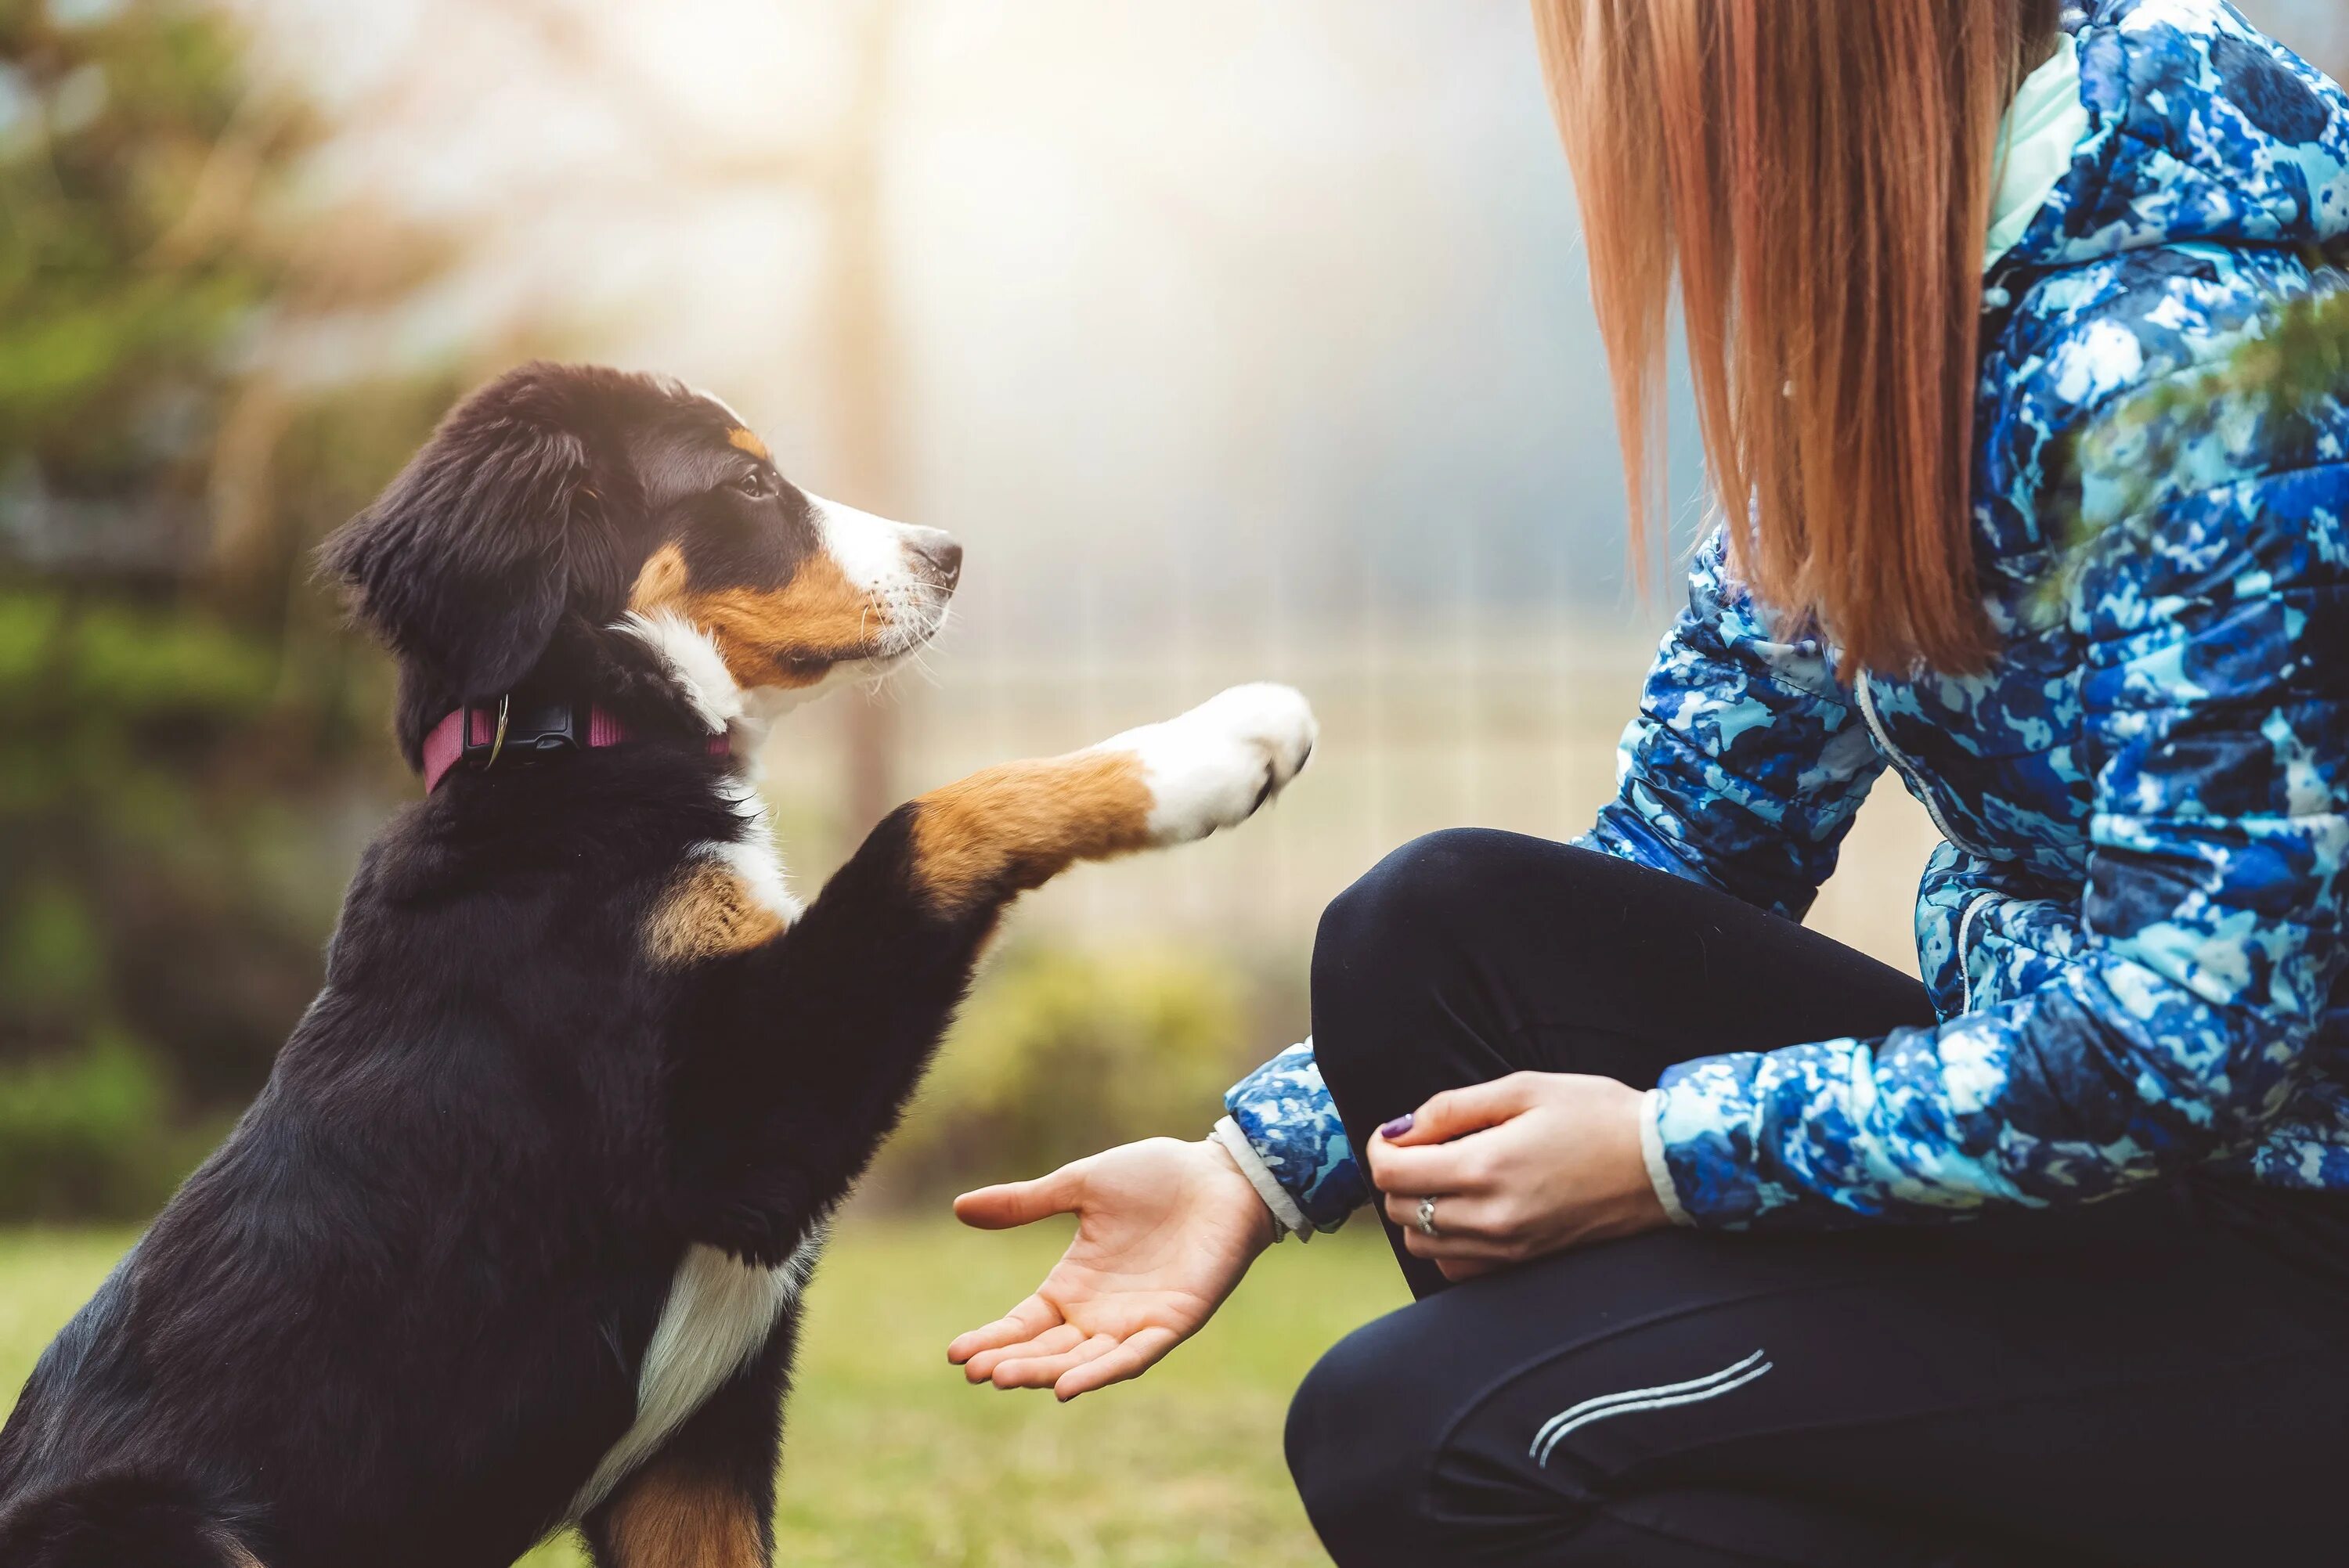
[568,1235,822,1519]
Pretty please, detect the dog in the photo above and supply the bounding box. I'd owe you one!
[0,362,1315,1568]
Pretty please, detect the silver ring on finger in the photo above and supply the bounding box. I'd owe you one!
[1416,1195,1441,1238]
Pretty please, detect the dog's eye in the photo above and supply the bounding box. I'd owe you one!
[734,469,775,499]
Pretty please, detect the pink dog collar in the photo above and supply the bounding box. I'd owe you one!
[421,701,728,792]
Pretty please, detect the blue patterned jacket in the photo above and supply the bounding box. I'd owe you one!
[1227,0,2349,1232]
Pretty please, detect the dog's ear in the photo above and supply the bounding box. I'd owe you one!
[320,366,625,702]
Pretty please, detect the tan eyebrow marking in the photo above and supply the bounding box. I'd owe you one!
[726,427,772,462]
[629,542,689,613]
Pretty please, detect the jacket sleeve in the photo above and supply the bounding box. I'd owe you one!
[1221,526,1888,1231]
[1652,443,2349,1227]
[1581,526,1888,921]
[1222,1040,1364,1234]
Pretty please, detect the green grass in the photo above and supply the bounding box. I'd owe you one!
[0,1217,1407,1566]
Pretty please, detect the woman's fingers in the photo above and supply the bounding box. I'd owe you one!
[947,1294,1065,1368]
[988,1332,1120,1390]
[1386,1190,1524,1260]
[952,1165,1084,1231]
[1384,1074,1541,1146]
[1398,1223,1519,1263]
[960,1319,1085,1383]
[1381,1189,1511,1239]
[1368,1076,1546,1192]
[1368,1124,1506,1196]
[1055,1326,1180,1401]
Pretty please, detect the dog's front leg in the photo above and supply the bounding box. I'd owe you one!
[666,683,1315,1266]
[904,680,1317,916]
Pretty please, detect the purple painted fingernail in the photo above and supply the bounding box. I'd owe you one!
[1379,1113,1414,1140]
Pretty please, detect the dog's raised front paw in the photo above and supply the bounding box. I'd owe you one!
[1098,683,1316,847]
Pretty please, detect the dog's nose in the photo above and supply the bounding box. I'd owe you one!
[906,528,962,589]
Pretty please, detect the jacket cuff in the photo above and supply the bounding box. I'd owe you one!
[1211,1117,1313,1242]
[1222,1038,1366,1232]
[1650,1057,1784,1229]
[1637,1087,1694,1227]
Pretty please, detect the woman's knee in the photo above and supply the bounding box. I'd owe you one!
[1309,829,1560,1105]
[1315,831,1504,974]
[1311,830,1513,1024]
[1311,832,1481,1109]
[1286,1314,1454,1564]
[1290,1293,1622,1566]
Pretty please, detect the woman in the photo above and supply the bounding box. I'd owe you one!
[950,2,2349,1562]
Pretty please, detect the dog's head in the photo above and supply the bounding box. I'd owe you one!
[323,362,958,752]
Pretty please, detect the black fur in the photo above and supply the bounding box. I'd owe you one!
[0,366,990,1567]
[324,365,622,755]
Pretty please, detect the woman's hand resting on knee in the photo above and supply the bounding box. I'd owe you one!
[1371,1072,1669,1281]
[947,1136,1276,1400]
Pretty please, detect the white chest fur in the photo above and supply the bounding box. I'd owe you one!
[568,1235,822,1519]
[565,612,817,1518]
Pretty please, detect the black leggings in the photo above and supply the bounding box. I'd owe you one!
[1286,830,2349,1568]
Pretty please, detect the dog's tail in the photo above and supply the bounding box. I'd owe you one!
[0,1472,260,1568]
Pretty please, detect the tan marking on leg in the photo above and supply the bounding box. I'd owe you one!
[684,554,881,689]
[907,750,1157,916]
[601,1459,766,1568]
[644,859,789,968]
[726,427,773,462]
[629,542,691,615]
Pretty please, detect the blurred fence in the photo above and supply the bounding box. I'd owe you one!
[768,607,1943,980]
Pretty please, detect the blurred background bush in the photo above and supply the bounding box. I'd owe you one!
[882,943,1280,1198]
[2,0,2344,1231]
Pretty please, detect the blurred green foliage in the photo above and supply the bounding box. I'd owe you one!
[0,0,301,495]
[0,587,368,1172]
[884,944,1259,1195]
[0,0,452,1219]
[0,1029,222,1216]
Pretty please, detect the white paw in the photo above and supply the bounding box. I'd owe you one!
[1098,683,1317,846]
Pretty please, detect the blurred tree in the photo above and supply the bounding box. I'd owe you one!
[0,0,458,1217]
[500,0,912,841]
[0,0,297,561]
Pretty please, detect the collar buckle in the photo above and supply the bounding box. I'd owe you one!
[460,694,582,771]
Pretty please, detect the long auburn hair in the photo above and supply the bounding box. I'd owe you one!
[1534,1,2058,673]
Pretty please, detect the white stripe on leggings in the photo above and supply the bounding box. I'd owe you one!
[1530,1348,1773,1466]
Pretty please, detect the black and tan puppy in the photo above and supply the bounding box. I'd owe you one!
[0,363,1314,1568]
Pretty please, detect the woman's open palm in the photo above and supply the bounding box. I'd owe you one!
[947,1137,1273,1400]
